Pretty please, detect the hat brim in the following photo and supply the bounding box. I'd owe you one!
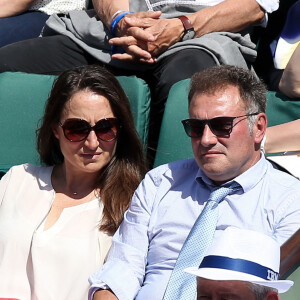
[185,267,294,294]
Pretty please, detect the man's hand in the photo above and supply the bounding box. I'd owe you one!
[124,16,183,56]
[110,15,183,62]
[93,289,118,300]
[115,11,162,37]
[110,11,174,63]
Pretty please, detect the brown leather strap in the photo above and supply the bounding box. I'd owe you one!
[177,16,193,31]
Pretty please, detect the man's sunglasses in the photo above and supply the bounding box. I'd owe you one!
[58,118,119,142]
[182,113,259,138]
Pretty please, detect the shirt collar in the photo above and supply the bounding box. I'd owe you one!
[234,154,268,192]
[196,153,268,193]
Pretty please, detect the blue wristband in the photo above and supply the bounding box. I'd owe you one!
[110,11,133,37]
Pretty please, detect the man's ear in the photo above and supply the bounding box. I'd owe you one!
[264,291,280,300]
[254,113,267,144]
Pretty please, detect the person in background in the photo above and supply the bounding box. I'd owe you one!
[262,119,300,179]
[0,64,146,300]
[264,119,300,154]
[185,227,294,300]
[88,65,300,300]
[0,0,278,162]
[0,0,88,47]
[268,0,300,98]
[278,43,300,98]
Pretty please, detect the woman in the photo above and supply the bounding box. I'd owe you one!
[0,65,146,299]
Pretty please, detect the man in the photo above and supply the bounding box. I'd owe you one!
[0,0,277,158]
[89,66,300,300]
[185,227,294,300]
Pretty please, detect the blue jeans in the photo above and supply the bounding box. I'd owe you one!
[0,11,49,48]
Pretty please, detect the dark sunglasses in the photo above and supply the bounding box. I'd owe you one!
[182,113,259,138]
[58,118,119,142]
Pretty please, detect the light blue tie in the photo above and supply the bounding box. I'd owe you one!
[163,182,241,300]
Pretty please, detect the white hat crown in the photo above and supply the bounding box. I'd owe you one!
[185,227,294,293]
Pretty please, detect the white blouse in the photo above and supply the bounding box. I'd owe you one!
[29,0,88,15]
[0,164,112,300]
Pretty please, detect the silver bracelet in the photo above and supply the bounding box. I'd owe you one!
[111,10,126,21]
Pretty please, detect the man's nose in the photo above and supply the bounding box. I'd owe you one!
[200,124,218,146]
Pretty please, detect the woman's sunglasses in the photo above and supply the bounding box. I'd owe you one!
[58,118,119,142]
[181,113,259,138]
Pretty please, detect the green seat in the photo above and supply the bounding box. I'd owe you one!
[153,79,192,168]
[117,76,151,148]
[266,91,300,127]
[265,91,300,158]
[153,79,300,168]
[0,72,150,176]
[281,264,300,300]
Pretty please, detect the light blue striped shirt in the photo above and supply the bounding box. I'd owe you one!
[89,155,300,300]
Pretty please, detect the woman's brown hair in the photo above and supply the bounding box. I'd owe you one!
[37,65,147,235]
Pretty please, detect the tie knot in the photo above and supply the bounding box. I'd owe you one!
[209,182,241,204]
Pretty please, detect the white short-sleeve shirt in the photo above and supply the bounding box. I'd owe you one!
[30,0,88,15]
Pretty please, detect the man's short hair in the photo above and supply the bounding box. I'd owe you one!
[249,282,278,300]
[188,65,267,114]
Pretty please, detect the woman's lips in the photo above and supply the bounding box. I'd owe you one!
[81,152,101,159]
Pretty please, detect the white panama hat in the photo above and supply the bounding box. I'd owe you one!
[184,227,294,294]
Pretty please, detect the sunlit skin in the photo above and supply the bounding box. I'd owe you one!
[197,277,279,300]
[189,85,267,185]
[52,89,117,188]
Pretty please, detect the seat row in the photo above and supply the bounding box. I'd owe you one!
[0,71,300,299]
[1,71,300,177]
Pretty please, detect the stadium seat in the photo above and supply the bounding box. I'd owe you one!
[153,79,300,168]
[0,72,150,176]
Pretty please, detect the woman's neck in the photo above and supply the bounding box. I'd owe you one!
[51,164,99,199]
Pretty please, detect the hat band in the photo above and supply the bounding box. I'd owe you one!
[199,255,279,281]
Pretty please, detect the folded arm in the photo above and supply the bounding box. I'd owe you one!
[92,0,130,28]
[189,0,265,37]
[109,0,265,61]
[89,171,159,299]
[265,119,300,153]
[92,0,160,62]
[0,0,35,17]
